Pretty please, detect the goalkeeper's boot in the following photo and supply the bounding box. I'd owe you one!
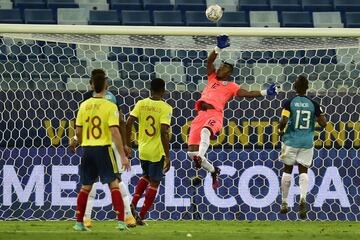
[118,221,129,231]
[299,198,307,219]
[192,156,202,169]
[280,202,288,214]
[211,167,221,189]
[125,215,137,228]
[73,222,90,232]
[83,217,92,228]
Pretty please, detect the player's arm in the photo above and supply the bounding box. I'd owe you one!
[160,106,172,173]
[236,84,278,98]
[316,115,327,128]
[126,115,137,147]
[314,102,327,128]
[70,93,92,153]
[111,126,130,171]
[278,101,291,137]
[207,35,231,75]
[118,109,131,157]
[161,124,171,173]
[71,105,84,153]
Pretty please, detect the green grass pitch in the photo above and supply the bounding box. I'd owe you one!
[0,221,359,240]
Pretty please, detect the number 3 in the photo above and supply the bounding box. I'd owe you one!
[145,115,156,136]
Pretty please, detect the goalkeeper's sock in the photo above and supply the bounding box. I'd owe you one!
[201,156,215,173]
[281,172,291,203]
[198,128,211,158]
[139,186,158,220]
[119,181,132,218]
[76,188,90,222]
[84,186,96,220]
[299,173,309,201]
[111,187,125,222]
[132,177,149,207]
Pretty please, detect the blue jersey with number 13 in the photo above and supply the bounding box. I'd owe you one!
[282,96,324,149]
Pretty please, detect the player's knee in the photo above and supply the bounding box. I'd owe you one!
[283,165,293,174]
[149,180,160,188]
[298,164,308,174]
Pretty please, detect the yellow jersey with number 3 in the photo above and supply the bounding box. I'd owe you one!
[76,97,119,146]
[130,97,173,162]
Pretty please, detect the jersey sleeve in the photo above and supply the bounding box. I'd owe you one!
[312,100,324,117]
[75,104,84,127]
[130,101,141,118]
[281,99,291,118]
[108,103,120,127]
[160,105,173,126]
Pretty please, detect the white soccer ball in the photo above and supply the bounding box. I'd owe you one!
[205,4,223,22]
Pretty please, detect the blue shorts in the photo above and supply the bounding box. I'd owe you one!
[80,146,118,185]
[140,157,164,182]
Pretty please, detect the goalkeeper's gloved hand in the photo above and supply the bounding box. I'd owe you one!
[261,83,279,96]
[214,35,230,53]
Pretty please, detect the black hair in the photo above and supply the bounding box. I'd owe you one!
[89,69,106,84]
[92,73,106,93]
[222,61,234,71]
[294,75,309,94]
[151,78,165,93]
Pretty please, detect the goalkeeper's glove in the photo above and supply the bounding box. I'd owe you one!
[261,83,278,96]
[214,35,230,53]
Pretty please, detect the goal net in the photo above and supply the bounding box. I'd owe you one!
[0,25,359,221]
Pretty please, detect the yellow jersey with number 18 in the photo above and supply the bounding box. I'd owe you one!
[130,97,173,162]
[76,97,119,146]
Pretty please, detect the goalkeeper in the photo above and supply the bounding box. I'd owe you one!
[187,35,278,189]
[70,69,136,228]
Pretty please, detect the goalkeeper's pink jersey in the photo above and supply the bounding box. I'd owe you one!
[195,72,240,112]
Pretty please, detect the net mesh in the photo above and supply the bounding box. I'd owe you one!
[0,32,359,221]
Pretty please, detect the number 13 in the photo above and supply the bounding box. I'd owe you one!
[295,110,311,129]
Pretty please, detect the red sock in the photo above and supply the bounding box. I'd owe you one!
[76,188,90,222]
[131,177,149,207]
[111,187,125,221]
[139,186,158,219]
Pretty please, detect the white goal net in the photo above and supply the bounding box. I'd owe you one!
[0,25,359,221]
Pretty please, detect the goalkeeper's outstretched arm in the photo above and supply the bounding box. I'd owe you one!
[207,50,217,75]
[236,84,278,98]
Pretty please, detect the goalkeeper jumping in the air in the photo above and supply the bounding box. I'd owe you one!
[187,35,278,189]
[278,75,327,219]
[70,69,136,228]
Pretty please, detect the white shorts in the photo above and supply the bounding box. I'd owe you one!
[279,143,314,168]
[112,143,125,173]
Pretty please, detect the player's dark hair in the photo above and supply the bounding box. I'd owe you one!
[92,72,106,93]
[294,75,309,95]
[89,69,106,84]
[151,78,165,93]
[223,61,234,71]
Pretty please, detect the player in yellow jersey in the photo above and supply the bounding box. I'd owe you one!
[126,78,173,225]
[73,72,130,231]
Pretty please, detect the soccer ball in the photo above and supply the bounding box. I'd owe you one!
[205,4,223,22]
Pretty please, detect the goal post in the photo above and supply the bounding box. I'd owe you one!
[0,24,358,221]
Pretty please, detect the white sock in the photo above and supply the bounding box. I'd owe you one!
[281,172,291,203]
[84,187,96,219]
[119,181,132,218]
[198,128,211,158]
[299,173,309,201]
[201,156,215,173]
